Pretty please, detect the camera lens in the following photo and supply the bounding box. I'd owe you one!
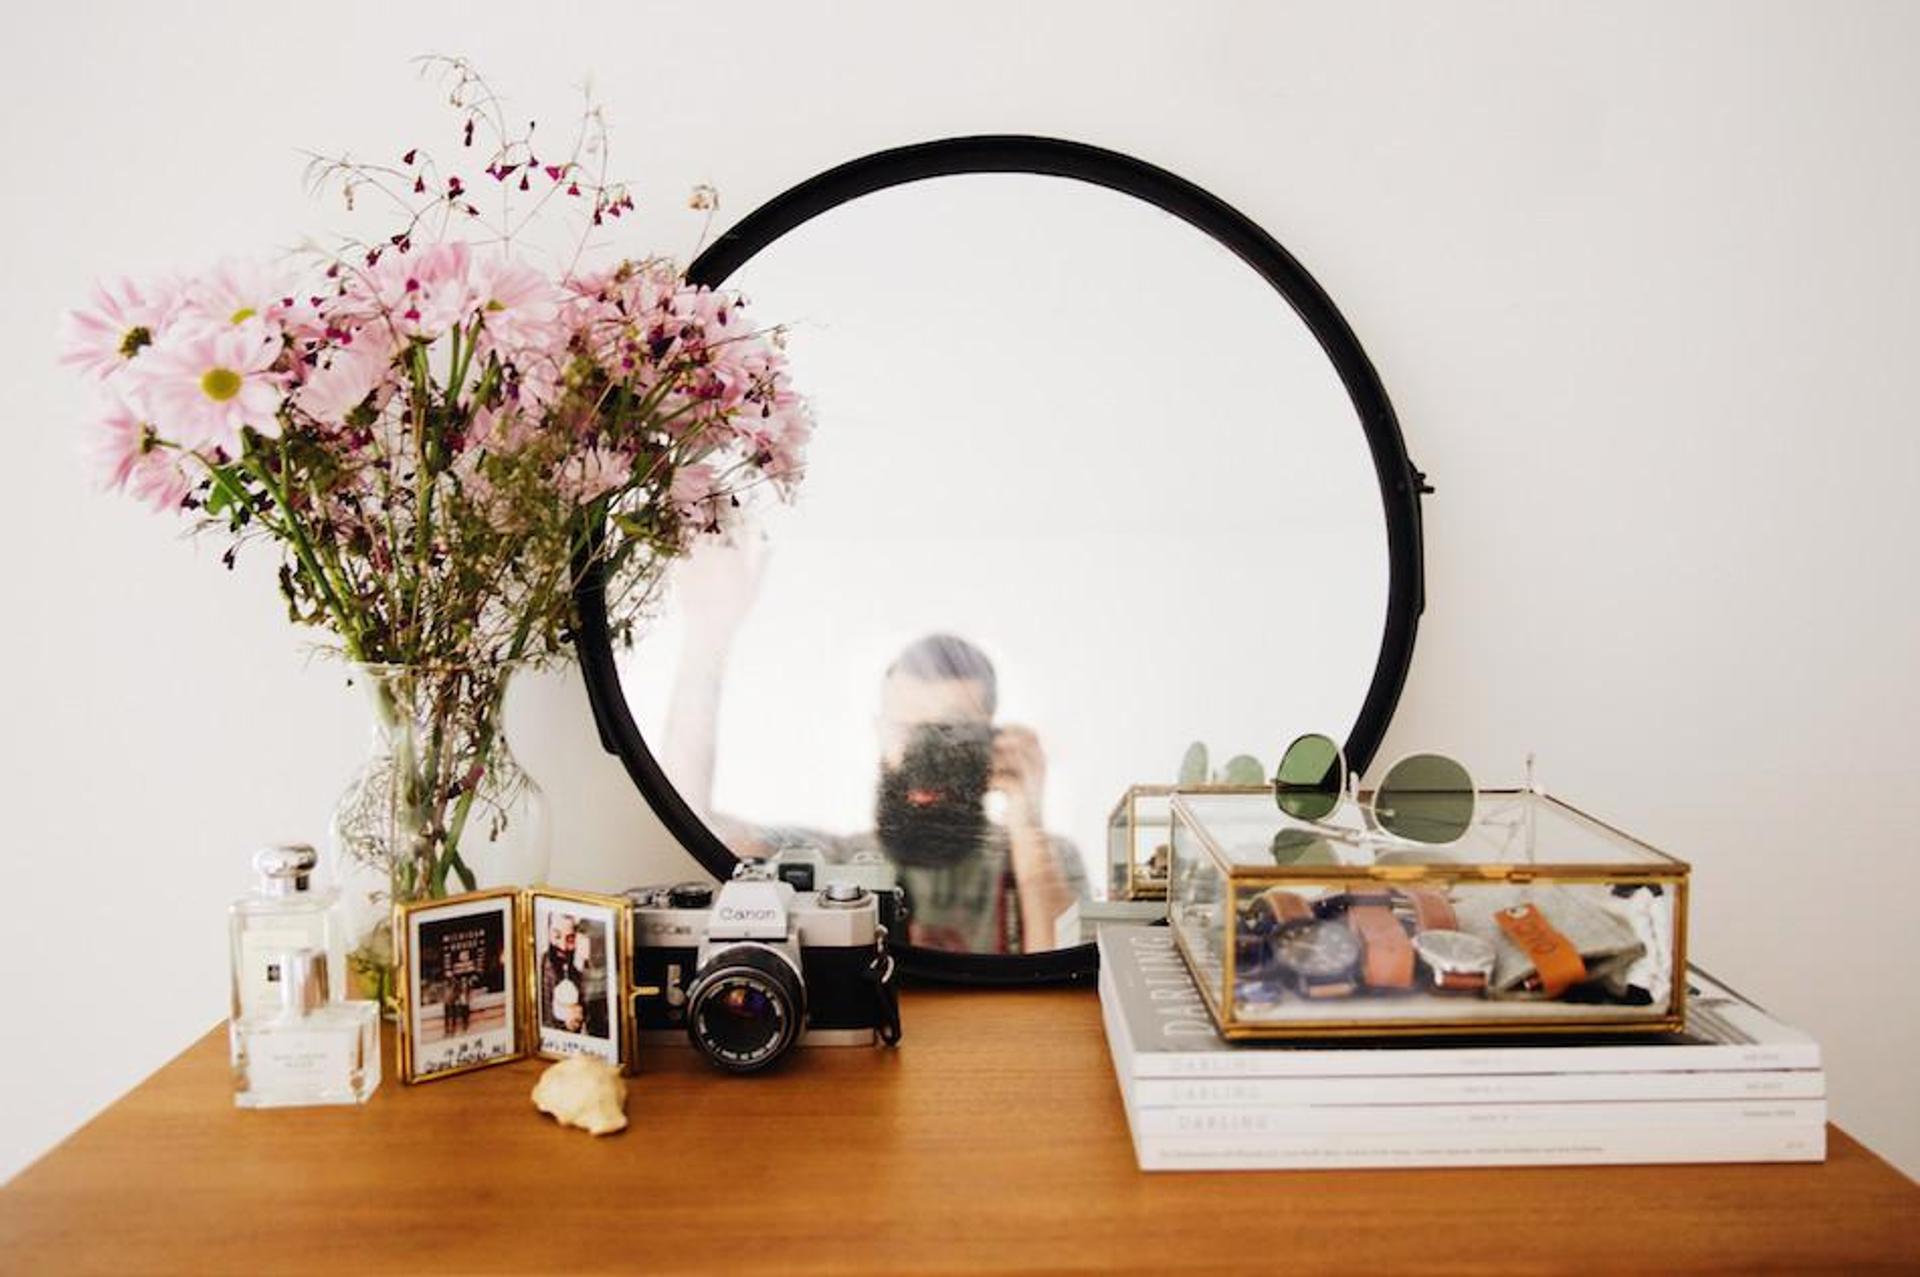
[685,945,806,1073]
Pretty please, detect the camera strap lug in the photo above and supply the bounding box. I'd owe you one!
[867,926,903,1047]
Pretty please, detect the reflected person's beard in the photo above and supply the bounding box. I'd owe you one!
[874,723,993,868]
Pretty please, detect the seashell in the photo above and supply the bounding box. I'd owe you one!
[531,1056,629,1136]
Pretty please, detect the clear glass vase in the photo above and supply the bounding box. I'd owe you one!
[327,662,550,1012]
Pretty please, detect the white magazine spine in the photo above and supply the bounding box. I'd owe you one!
[1133,1124,1829,1172]
[1129,1098,1827,1136]
[1127,1069,1827,1108]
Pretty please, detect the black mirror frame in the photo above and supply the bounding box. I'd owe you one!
[574,135,1427,985]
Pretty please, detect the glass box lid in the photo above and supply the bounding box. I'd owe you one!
[1171,789,1688,877]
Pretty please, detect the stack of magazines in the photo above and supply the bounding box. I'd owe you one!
[1097,926,1826,1172]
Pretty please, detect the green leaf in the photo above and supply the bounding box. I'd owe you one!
[1177,741,1208,786]
[1221,754,1265,785]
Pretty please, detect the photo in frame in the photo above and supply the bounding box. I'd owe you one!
[524,888,633,1072]
[396,889,524,1083]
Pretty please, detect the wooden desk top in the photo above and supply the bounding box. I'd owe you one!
[3,985,1916,1275]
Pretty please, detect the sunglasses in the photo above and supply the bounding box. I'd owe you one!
[1271,732,1477,846]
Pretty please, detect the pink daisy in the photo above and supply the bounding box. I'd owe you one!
[61,275,181,378]
[292,337,396,425]
[91,398,196,511]
[129,324,285,453]
[337,242,477,342]
[564,446,635,502]
[469,254,564,353]
[186,258,294,331]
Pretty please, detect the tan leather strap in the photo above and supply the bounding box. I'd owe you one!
[1496,903,1587,997]
[1260,890,1312,924]
[1346,903,1415,990]
[1402,887,1457,933]
[1432,968,1487,993]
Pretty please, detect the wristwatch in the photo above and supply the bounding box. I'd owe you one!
[1271,918,1363,999]
[1412,929,1496,994]
[1236,888,1312,974]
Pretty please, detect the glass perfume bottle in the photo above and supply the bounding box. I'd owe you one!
[229,845,347,1022]
[232,947,380,1108]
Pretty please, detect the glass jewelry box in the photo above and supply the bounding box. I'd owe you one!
[1108,784,1268,901]
[1166,788,1689,1040]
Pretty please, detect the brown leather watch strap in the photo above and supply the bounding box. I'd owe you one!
[1261,889,1311,924]
[1432,967,1488,993]
[1346,903,1415,990]
[1402,887,1457,933]
[1302,978,1357,1000]
[1496,903,1587,996]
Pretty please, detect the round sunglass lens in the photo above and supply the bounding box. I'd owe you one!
[1273,733,1344,823]
[1375,753,1475,844]
[1270,829,1338,865]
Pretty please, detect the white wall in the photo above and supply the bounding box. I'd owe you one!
[2,0,1915,1182]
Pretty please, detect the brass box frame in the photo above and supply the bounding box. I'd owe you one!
[1107,783,1270,901]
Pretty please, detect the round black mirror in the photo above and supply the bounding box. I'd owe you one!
[576,136,1427,984]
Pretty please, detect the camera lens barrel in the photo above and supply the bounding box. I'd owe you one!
[685,944,807,1073]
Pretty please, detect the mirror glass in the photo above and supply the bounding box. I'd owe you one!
[614,172,1390,955]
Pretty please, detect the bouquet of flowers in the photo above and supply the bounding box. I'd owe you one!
[63,62,809,994]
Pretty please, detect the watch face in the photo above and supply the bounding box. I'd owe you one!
[1273,920,1362,979]
[1413,928,1496,975]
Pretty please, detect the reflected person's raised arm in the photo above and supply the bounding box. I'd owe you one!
[993,724,1080,952]
[659,534,770,852]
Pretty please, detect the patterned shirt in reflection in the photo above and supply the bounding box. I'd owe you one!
[768,826,1088,955]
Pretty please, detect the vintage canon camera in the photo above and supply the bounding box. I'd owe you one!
[627,864,902,1073]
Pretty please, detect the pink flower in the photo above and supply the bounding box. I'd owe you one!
[564,446,634,502]
[91,398,196,511]
[742,410,811,487]
[127,324,284,453]
[507,351,567,413]
[61,276,181,378]
[337,242,476,342]
[293,337,395,424]
[469,254,564,352]
[468,404,540,453]
[670,463,717,510]
[185,258,294,332]
[671,462,742,535]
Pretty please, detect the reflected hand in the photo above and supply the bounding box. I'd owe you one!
[674,528,768,640]
[989,724,1047,831]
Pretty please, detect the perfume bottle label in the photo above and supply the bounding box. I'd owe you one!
[249,1028,356,1091]
[240,927,317,1016]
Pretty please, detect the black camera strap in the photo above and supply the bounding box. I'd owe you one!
[867,927,903,1046]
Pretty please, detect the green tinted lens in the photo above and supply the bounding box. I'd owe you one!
[1270,829,1338,866]
[1375,753,1475,844]
[1273,733,1344,822]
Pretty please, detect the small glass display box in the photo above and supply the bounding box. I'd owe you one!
[1108,784,1268,901]
[1167,789,1689,1040]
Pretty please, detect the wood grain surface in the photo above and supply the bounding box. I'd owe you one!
[2,985,1916,1275]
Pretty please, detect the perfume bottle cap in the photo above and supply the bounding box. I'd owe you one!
[277,947,331,1017]
[254,845,319,896]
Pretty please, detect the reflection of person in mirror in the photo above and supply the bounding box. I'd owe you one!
[664,536,1088,954]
